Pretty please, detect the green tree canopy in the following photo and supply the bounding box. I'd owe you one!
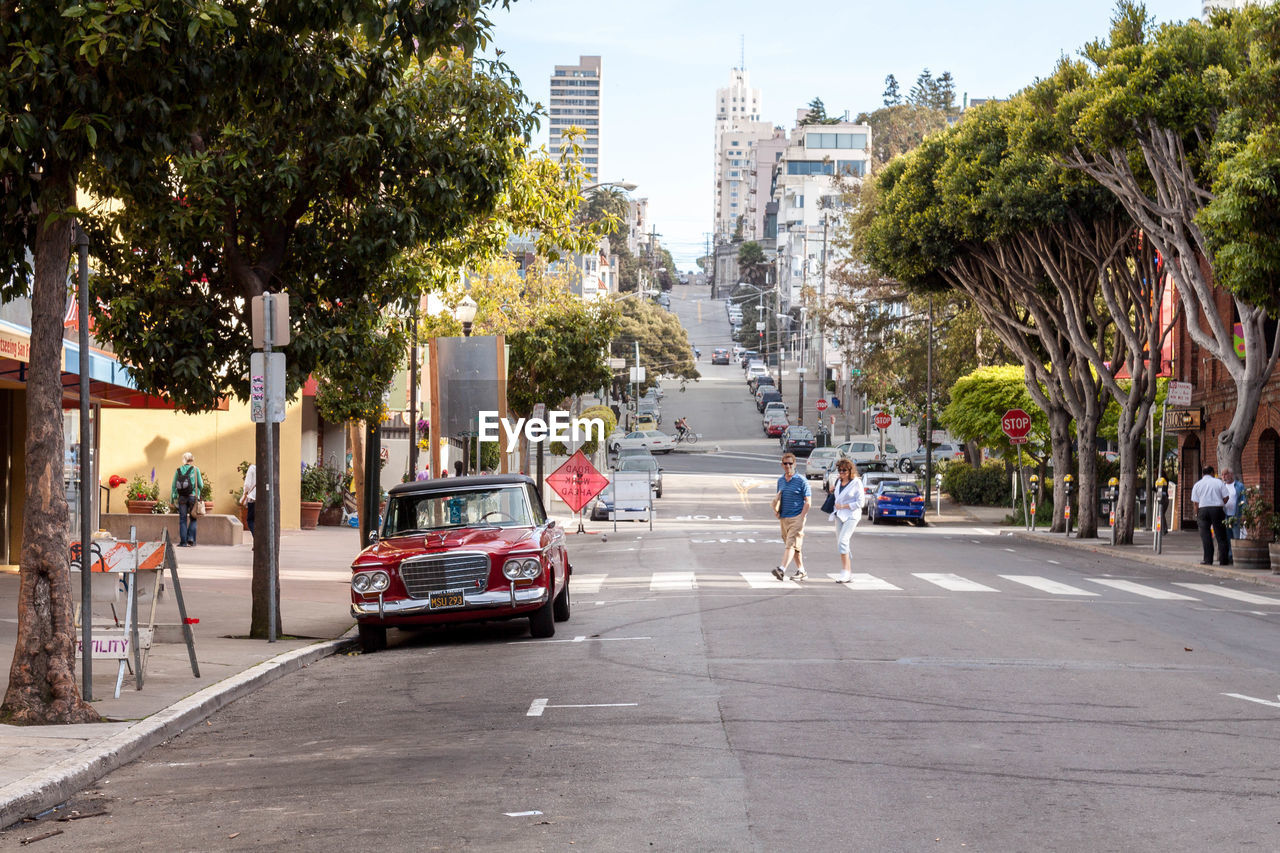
[611,297,699,392]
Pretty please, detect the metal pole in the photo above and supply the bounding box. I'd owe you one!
[408,302,419,478]
[924,297,934,508]
[264,294,277,643]
[818,215,828,409]
[76,224,93,699]
[1018,446,1029,532]
[798,307,806,425]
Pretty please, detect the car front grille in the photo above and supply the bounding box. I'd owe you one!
[399,552,491,598]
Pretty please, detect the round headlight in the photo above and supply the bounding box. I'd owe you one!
[502,559,523,580]
[352,573,370,593]
[370,571,389,592]
[521,558,542,579]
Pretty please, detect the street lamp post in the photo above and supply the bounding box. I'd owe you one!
[454,294,478,337]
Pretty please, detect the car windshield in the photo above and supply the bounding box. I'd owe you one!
[881,483,921,495]
[788,428,814,439]
[619,457,658,472]
[384,485,534,535]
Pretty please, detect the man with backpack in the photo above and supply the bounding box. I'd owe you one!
[171,452,205,547]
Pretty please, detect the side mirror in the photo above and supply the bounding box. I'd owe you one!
[367,530,379,545]
[547,519,557,529]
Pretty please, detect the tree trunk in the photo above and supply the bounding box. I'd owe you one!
[249,421,282,639]
[1048,408,1072,534]
[1,169,100,724]
[1074,409,1102,539]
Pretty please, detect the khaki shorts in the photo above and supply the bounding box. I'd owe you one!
[779,514,806,551]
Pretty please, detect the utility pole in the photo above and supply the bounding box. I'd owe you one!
[648,225,662,293]
[818,214,828,409]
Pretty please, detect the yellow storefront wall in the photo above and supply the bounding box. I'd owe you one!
[99,398,304,529]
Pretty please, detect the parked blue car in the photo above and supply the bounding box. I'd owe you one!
[868,481,926,526]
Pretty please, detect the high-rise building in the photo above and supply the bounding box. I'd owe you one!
[713,68,773,243]
[549,55,601,181]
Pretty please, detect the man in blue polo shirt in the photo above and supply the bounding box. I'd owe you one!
[771,451,812,581]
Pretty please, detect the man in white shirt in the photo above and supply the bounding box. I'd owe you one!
[1189,465,1231,566]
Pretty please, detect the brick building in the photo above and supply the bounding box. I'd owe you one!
[1171,285,1280,529]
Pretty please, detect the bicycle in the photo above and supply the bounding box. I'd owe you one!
[674,428,699,445]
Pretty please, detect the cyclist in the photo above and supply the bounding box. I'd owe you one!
[675,417,690,440]
[694,346,701,361]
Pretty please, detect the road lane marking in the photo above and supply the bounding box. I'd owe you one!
[999,575,1098,596]
[1086,579,1198,600]
[651,571,696,591]
[505,811,543,817]
[1173,584,1280,605]
[913,573,998,592]
[1222,693,1280,709]
[827,573,903,590]
[527,698,638,717]
[741,572,801,588]
[522,636,652,644]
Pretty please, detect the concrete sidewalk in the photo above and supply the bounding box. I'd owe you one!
[1,527,361,829]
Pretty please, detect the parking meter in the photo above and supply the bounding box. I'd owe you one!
[934,472,942,516]
[1153,477,1169,554]
[1063,474,1075,536]
[1028,473,1039,532]
[1107,476,1119,545]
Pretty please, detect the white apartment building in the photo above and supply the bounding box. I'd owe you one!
[627,197,650,258]
[744,127,788,244]
[713,68,773,242]
[549,56,601,181]
[771,114,872,392]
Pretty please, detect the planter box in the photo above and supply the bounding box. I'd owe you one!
[1233,538,1272,572]
[300,500,323,530]
[125,499,157,515]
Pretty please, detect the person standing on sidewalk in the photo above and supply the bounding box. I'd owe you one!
[831,459,865,583]
[1222,468,1246,560]
[240,462,257,535]
[171,452,204,547]
[771,452,811,581]
[1190,465,1231,566]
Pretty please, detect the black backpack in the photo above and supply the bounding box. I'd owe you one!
[176,466,195,498]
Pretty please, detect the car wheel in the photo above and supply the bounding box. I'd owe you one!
[913,517,927,527]
[553,578,571,622]
[529,589,556,638]
[871,509,881,525]
[656,487,663,498]
[358,623,387,653]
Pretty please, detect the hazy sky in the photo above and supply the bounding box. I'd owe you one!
[486,1,1197,269]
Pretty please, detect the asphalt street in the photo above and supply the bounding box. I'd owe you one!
[10,285,1279,852]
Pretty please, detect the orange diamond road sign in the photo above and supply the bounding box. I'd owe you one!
[546,451,609,514]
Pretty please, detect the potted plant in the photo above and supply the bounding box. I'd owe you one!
[125,474,159,514]
[200,474,214,514]
[318,465,346,526]
[299,462,330,530]
[1234,486,1280,571]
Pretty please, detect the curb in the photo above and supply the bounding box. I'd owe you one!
[1003,529,1280,589]
[1,633,357,830]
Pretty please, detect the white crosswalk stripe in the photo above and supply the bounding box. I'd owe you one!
[568,571,1274,607]
[912,572,999,592]
[741,572,801,589]
[650,571,696,591]
[998,575,1098,596]
[1086,578,1199,600]
[572,574,607,594]
[1172,583,1280,605]
[826,573,903,590]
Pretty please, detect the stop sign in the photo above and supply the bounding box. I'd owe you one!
[1001,408,1032,443]
[873,411,892,430]
[816,398,829,413]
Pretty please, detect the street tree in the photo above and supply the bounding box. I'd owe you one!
[883,74,903,107]
[799,97,840,125]
[1059,1,1280,478]
[941,365,1052,476]
[737,242,771,288]
[86,4,532,639]
[0,0,237,724]
[611,297,699,396]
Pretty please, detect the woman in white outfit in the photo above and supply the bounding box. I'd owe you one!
[831,459,865,583]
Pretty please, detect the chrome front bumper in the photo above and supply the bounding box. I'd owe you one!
[351,585,549,620]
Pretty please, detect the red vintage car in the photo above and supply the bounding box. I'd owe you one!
[350,474,571,651]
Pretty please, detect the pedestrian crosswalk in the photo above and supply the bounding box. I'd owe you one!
[566,570,1280,606]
